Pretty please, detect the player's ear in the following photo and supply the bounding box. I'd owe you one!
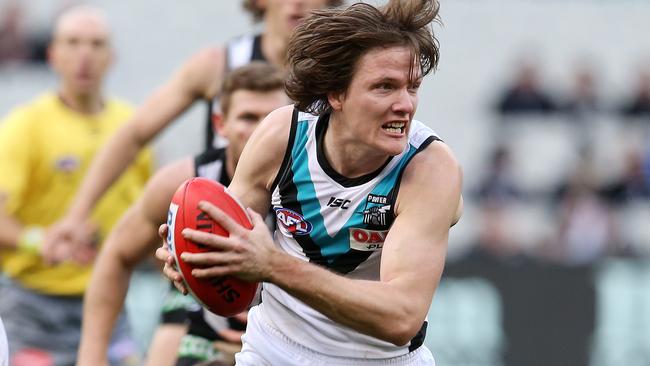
[212,113,225,135]
[327,91,344,111]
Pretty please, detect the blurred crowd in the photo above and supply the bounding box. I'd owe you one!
[0,0,52,67]
[468,59,650,266]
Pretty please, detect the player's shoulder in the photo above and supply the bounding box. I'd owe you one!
[138,157,194,222]
[401,137,462,199]
[176,46,227,99]
[396,140,462,222]
[142,158,194,200]
[183,46,226,80]
[0,93,56,128]
[150,158,194,185]
[235,105,294,189]
[189,46,226,68]
[409,139,460,182]
[255,105,295,139]
[105,97,134,116]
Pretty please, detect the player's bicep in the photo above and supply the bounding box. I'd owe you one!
[380,143,462,311]
[102,202,161,269]
[140,158,194,225]
[109,159,194,265]
[131,48,225,143]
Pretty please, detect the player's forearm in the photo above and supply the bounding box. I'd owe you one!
[78,252,133,362]
[68,126,142,219]
[267,254,430,346]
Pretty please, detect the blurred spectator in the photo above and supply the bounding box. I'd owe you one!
[471,145,527,262]
[552,152,616,264]
[475,202,523,261]
[496,61,557,115]
[0,0,30,65]
[563,63,601,121]
[476,145,521,204]
[0,0,50,66]
[620,69,650,118]
[601,148,650,204]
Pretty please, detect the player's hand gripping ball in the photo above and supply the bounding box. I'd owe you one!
[167,177,258,316]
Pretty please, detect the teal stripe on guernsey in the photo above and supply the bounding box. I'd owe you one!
[319,144,420,259]
[293,119,310,153]
[326,144,422,257]
[290,120,331,249]
[291,134,422,261]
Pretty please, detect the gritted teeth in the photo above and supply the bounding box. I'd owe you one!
[382,121,406,133]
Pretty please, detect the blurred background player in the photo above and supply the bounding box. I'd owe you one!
[0,5,152,366]
[46,0,342,257]
[76,63,288,366]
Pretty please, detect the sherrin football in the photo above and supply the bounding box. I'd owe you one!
[167,177,258,317]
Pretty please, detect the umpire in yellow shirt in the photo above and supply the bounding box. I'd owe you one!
[0,5,151,366]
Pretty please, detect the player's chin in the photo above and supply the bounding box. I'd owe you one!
[376,138,408,156]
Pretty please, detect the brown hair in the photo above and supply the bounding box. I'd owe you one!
[220,62,285,116]
[285,0,441,115]
[241,0,345,22]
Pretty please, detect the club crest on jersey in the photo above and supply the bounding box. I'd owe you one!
[349,228,388,251]
[363,204,391,226]
[275,207,312,236]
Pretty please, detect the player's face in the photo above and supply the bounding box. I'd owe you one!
[220,89,288,162]
[264,0,329,36]
[49,14,113,95]
[330,46,421,157]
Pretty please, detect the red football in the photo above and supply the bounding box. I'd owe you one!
[167,177,258,317]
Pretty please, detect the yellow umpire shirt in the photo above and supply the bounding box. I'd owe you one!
[0,93,152,296]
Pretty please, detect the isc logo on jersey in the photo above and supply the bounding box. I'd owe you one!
[275,208,313,236]
[349,228,388,251]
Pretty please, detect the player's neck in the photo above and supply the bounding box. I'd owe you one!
[58,86,104,115]
[323,120,389,179]
[224,148,237,183]
[260,28,289,69]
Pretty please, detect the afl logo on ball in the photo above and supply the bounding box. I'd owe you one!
[167,204,179,252]
[275,208,312,236]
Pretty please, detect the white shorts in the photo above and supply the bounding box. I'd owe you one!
[235,307,435,366]
[1,317,8,366]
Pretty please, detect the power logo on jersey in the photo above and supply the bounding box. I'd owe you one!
[363,194,391,227]
[348,193,392,251]
[275,207,313,236]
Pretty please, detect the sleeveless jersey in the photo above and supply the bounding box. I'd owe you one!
[260,109,440,358]
[205,34,266,150]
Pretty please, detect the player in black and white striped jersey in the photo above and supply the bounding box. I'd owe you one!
[77,63,288,366]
